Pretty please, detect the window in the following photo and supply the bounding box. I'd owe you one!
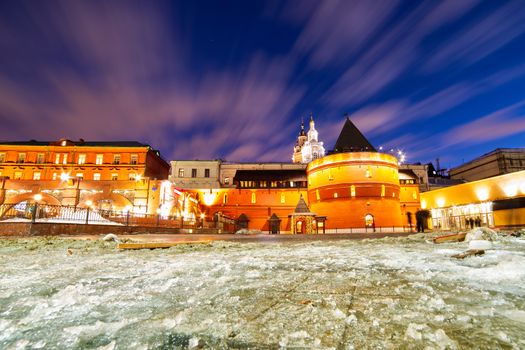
[14,171,22,180]
[33,172,41,180]
[334,192,338,198]
[280,193,285,204]
[381,185,385,197]
[96,154,103,165]
[113,154,121,164]
[316,189,320,201]
[224,177,230,185]
[17,153,26,163]
[0,153,5,163]
[178,169,184,177]
[351,185,356,197]
[52,173,57,180]
[223,194,228,204]
[78,154,86,164]
[192,168,197,178]
[76,173,83,179]
[130,154,138,165]
[111,173,118,181]
[55,154,60,164]
[62,154,67,164]
[204,168,210,178]
[251,192,256,204]
[93,173,101,181]
[366,166,372,178]
[36,154,44,164]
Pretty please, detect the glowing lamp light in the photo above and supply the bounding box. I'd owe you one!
[135,174,142,182]
[200,213,205,219]
[203,192,216,206]
[33,194,43,202]
[503,184,518,197]
[520,183,525,195]
[85,200,93,207]
[436,198,445,208]
[476,188,489,201]
[421,200,427,209]
[60,173,70,182]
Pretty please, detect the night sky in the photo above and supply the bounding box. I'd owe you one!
[1,1,525,170]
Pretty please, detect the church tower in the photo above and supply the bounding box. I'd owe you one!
[292,114,325,163]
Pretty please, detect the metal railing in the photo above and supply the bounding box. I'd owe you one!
[0,203,218,229]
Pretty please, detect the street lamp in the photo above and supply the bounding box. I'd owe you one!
[33,193,43,202]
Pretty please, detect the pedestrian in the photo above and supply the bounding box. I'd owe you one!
[407,212,413,231]
[415,210,423,233]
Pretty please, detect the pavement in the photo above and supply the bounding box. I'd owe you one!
[64,232,415,243]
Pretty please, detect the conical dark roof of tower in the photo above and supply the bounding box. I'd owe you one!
[332,117,376,153]
[294,194,311,213]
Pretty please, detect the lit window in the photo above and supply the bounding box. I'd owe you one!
[178,169,184,177]
[0,153,5,163]
[17,153,26,163]
[55,154,60,164]
[111,173,118,181]
[96,154,103,165]
[366,166,372,178]
[113,154,120,164]
[280,193,285,204]
[381,185,385,197]
[290,181,294,187]
[224,177,230,185]
[413,191,417,200]
[52,173,57,180]
[62,154,67,164]
[14,171,22,180]
[192,169,197,178]
[316,189,320,201]
[351,185,356,197]
[78,154,86,164]
[33,172,41,180]
[36,154,44,164]
[204,169,210,178]
[334,192,338,198]
[223,194,228,204]
[93,173,101,181]
[130,154,138,165]
[251,192,256,204]
[76,173,83,179]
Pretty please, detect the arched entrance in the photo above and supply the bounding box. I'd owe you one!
[365,213,375,231]
[295,219,306,234]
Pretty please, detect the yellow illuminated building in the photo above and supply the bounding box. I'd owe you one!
[420,170,525,229]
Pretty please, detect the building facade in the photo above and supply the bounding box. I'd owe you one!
[176,118,420,233]
[421,170,525,229]
[0,139,170,214]
[449,148,525,182]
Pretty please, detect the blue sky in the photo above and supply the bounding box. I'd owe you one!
[1,0,525,170]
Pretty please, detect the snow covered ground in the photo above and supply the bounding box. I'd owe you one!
[1,233,525,349]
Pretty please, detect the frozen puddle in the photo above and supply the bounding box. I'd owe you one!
[1,236,525,349]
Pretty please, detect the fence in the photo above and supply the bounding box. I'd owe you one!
[0,203,223,230]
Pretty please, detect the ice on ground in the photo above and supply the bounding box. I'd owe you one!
[1,234,525,348]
